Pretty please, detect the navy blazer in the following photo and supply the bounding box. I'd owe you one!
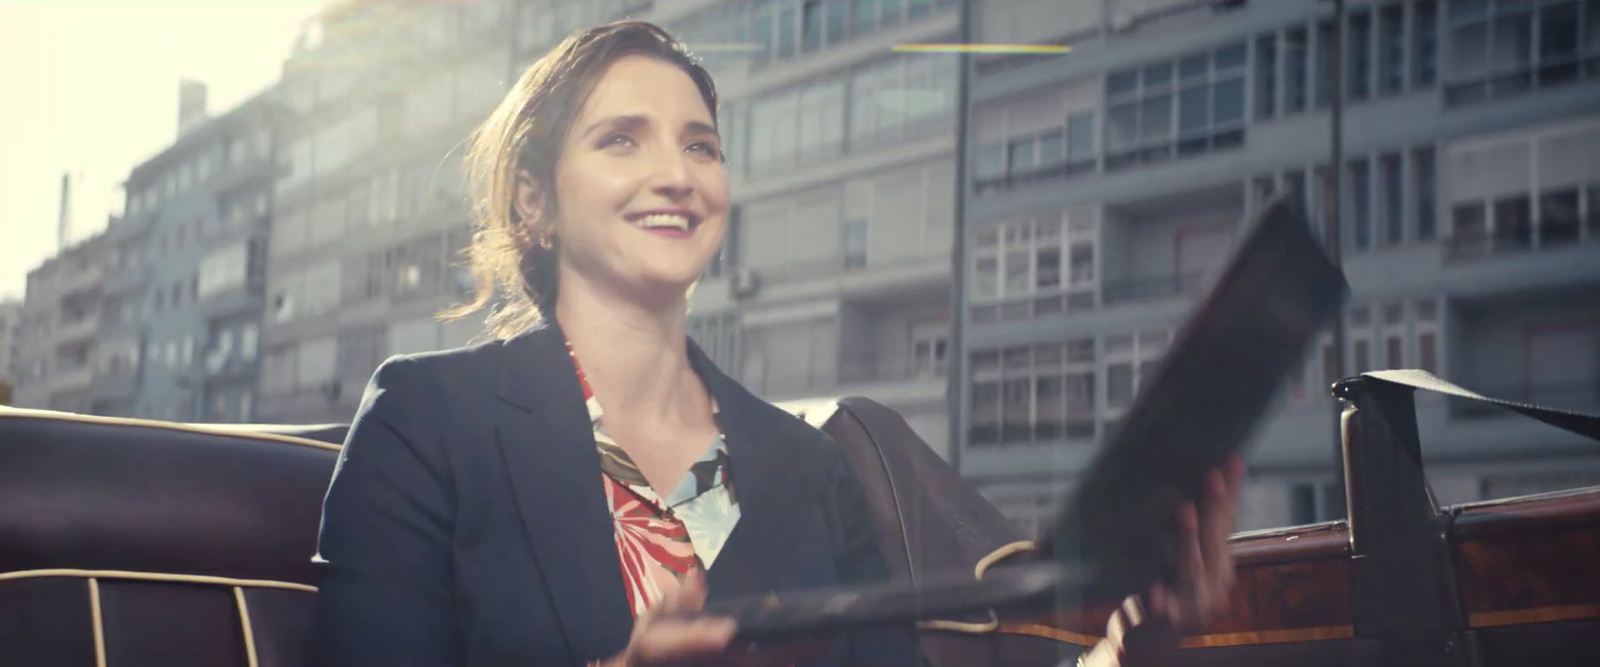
[308,322,926,667]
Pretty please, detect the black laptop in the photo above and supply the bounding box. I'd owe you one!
[698,196,1350,640]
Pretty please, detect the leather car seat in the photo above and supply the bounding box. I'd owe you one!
[0,407,343,667]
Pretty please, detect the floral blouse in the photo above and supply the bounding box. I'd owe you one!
[567,343,742,618]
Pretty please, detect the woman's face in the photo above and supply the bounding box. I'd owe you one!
[527,54,729,306]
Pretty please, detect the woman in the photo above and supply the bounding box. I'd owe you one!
[310,20,1240,667]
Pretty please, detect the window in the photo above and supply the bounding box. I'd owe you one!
[969,339,1096,447]
[1103,330,1168,416]
[1286,26,1310,112]
[1379,153,1404,246]
[1256,33,1278,119]
[1493,194,1533,252]
[1382,302,1404,369]
[1316,19,1337,108]
[198,242,249,300]
[1379,4,1406,94]
[1451,202,1489,257]
[911,326,948,377]
[797,80,847,161]
[1415,1,1438,85]
[843,219,868,269]
[1415,299,1440,375]
[1349,157,1372,250]
[975,143,1005,181]
[1349,9,1372,102]
[1066,113,1095,163]
[1414,146,1437,241]
[1445,0,1593,105]
[1541,188,1581,246]
[969,215,1096,321]
[1105,42,1247,170]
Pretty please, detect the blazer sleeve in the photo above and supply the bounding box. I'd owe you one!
[309,357,461,667]
[831,453,929,667]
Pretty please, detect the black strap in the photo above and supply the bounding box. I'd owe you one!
[1359,369,1600,442]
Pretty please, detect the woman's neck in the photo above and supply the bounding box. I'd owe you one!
[552,274,704,425]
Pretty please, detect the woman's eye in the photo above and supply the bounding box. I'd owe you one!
[599,133,635,149]
[686,141,721,159]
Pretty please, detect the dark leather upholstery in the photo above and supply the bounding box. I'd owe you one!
[821,399,1078,667]
[0,407,340,667]
[1,399,1068,667]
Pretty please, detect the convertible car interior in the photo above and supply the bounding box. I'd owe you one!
[2,376,1596,667]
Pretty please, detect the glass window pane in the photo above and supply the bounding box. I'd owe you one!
[1212,78,1245,125]
[1037,130,1065,166]
[1178,85,1209,135]
[1067,113,1095,161]
[1286,26,1309,111]
[1416,1,1438,84]
[974,256,998,296]
[1004,250,1029,293]
[1179,54,1209,80]
[1008,137,1036,173]
[1142,62,1173,89]
[1215,43,1248,70]
[1493,195,1532,251]
[1140,94,1172,139]
[825,0,850,44]
[1450,22,1489,75]
[1036,247,1061,289]
[1256,34,1278,118]
[1107,102,1139,150]
[1107,363,1134,410]
[1540,189,1580,246]
[1108,70,1139,96]
[1492,13,1532,71]
[976,143,1005,178]
[1539,3,1579,58]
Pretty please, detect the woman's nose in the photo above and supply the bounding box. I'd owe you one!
[648,149,695,199]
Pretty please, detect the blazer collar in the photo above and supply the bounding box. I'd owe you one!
[492,322,826,660]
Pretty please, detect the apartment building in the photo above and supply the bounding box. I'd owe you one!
[13,233,110,414]
[101,86,282,422]
[258,0,964,448]
[646,0,965,457]
[0,300,21,388]
[957,0,1600,533]
[259,0,651,423]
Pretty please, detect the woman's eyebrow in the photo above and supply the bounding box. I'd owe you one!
[682,120,718,139]
[580,114,649,139]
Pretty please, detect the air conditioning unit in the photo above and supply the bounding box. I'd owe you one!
[729,268,760,299]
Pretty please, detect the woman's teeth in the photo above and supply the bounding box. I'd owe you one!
[635,214,690,231]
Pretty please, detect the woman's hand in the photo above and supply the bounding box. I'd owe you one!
[1081,453,1246,667]
[597,571,821,667]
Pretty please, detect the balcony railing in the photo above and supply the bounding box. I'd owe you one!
[970,272,1209,325]
[1445,227,1599,263]
[1449,380,1600,420]
[973,160,1095,196]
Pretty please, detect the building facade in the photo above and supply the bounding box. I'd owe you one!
[103,87,282,422]
[257,0,553,423]
[958,0,1600,533]
[13,232,110,414]
[258,0,963,451]
[655,0,964,457]
[0,299,21,390]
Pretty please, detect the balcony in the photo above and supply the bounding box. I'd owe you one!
[91,372,141,402]
[971,272,1211,326]
[50,365,94,393]
[55,312,101,344]
[57,264,104,298]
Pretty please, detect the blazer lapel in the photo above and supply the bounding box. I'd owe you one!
[493,324,632,663]
[690,343,829,603]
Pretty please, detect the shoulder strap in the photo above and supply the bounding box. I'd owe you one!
[1360,369,1600,442]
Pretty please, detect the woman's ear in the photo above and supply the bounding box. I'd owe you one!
[512,169,545,230]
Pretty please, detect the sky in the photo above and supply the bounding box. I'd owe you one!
[0,0,324,301]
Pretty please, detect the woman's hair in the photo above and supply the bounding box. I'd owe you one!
[444,20,719,338]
